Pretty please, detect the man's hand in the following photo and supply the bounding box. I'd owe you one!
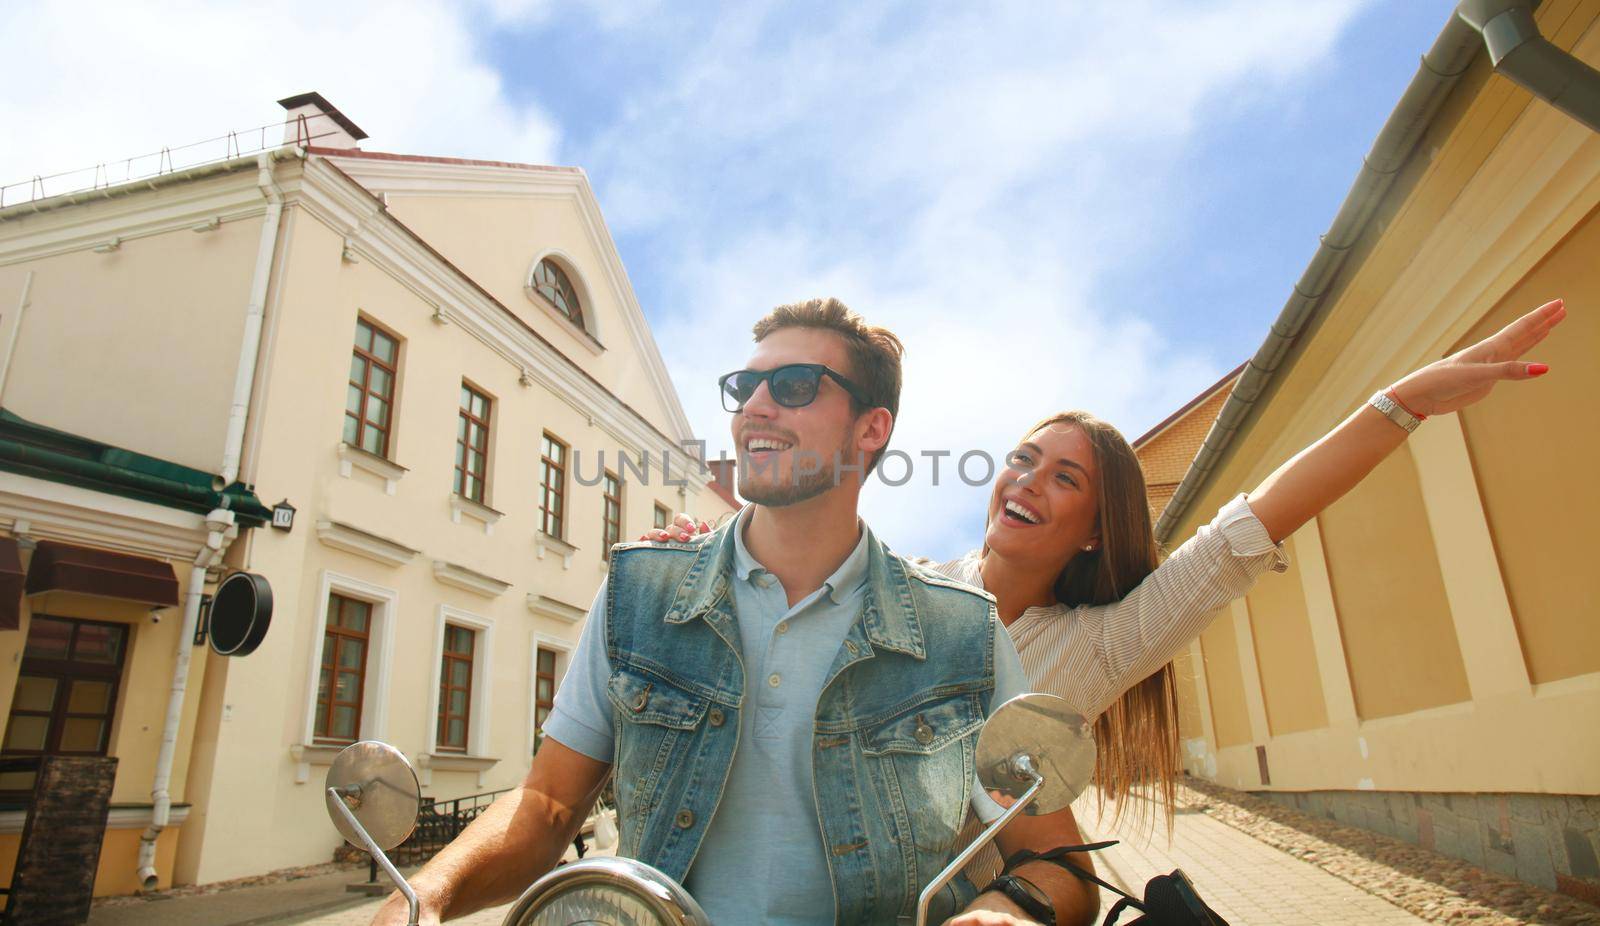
[369,889,440,926]
[1390,298,1563,416]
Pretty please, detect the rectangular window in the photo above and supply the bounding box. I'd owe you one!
[602,471,622,560]
[315,594,371,744]
[455,383,492,503]
[540,434,567,538]
[534,647,557,733]
[436,625,475,752]
[1,616,129,794]
[654,503,670,531]
[344,317,400,458]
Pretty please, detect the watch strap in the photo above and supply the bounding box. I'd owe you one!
[990,874,1056,926]
[1368,390,1421,433]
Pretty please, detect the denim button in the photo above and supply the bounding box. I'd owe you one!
[708,707,725,727]
[914,714,934,745]
[675,809,695,829]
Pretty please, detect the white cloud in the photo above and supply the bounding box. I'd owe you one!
[0,0,559,201]
[597,0,1373,559]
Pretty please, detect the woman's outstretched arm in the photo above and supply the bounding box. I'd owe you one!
[1246,298,1564,544]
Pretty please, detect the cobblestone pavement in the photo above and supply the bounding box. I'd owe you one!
[1080,798,1428,925]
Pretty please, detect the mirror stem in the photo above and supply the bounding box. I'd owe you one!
[327,786,420,926]
[914,760,1045,926]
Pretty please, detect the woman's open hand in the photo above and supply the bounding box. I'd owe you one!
[1390,299,1564,417]
[638,513,712,543]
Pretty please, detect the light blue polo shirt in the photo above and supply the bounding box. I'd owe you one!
[544,510,1029,925]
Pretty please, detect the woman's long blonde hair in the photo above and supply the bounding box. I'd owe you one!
[1027,411,1179,829]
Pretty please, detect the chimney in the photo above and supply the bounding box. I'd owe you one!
[278,92,369,149]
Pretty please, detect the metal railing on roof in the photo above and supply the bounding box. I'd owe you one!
[0,114,342,210]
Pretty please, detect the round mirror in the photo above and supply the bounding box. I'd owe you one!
[502,857,710,926]
[976,692,1095,815]
[325,741,421,852]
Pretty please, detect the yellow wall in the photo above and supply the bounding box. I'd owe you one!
[0,824,183,897]
[1198,612,1251,749]
[1158,1,1600,798]
[0,197,265,473]
[1456,201,1600,685]
[1243,537,1328,736]
[1318,444,1471,720]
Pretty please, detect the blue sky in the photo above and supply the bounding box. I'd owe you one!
[1,0,1460,559]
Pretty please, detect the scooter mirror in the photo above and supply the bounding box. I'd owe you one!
[975,692,1095,815]
[325,741,421,852]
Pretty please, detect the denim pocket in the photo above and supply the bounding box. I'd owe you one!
[861,692,984,857]
[606,666,711,838]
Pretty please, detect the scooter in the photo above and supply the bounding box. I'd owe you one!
[323,691,1095,926]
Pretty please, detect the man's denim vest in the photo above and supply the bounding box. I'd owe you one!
[604,524,998,923]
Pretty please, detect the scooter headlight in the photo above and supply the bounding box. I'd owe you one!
[502,857,710,926]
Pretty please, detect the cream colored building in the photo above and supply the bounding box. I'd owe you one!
[0,93,735,894]
[1154,1,1600,902]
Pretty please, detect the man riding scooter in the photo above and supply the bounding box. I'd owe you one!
[369,298,1100,926]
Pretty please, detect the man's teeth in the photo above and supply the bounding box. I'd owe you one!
[1004,500,1041,524]
[747,438,793,452]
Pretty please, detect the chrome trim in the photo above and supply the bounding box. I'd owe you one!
[502,857,711,926]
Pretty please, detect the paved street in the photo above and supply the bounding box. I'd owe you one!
[1080,798,1427,925]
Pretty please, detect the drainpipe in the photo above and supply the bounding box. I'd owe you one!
[220,150,286,486]
[135,150,285,890]
[1457,0,1600,133]
[137,509,235,890]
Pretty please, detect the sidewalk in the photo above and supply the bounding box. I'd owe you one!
[1079,796,1428,925]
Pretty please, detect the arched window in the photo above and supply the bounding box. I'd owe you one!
[530,259,585,328]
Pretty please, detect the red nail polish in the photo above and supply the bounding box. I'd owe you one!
[1529,363,1550,376]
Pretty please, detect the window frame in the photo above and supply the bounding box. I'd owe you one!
[455,382,493,504]
[426,606,495,757]
[435,624,475,753]
[300,572,398,748]
[344,316,401,459]
[1,616,130,795]
[540,433,569,539]
[602,470,622,561]
[530,258,586,329]
[314,593,373,745]
[653,503,671,532]
[528,634,576,758]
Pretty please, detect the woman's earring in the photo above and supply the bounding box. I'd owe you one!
[1082,545,1094,552]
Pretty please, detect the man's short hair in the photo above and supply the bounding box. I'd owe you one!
[751,298,903,475]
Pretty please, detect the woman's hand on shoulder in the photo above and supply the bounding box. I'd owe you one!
[1390,298,1564,416]
[637,513,712,543]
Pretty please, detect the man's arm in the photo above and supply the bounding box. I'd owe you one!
[948,804,1099,926]
[369,740,610,925]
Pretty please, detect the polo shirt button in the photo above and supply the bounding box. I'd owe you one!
[708,708,725,727]
[776,621,789,635]
[675,809,695,829]
[768,673,781,688]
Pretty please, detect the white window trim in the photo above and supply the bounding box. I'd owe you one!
[423,605,497,764]
[526,249,604,352]
[292,571,399,783]
[528,633,578,760]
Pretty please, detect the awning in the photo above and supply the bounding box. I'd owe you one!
[24,541,180,608]
[0,538,22,630]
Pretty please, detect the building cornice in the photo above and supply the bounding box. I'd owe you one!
[315,519,419,568]
[431,559,511,598]
[0,471,210,561]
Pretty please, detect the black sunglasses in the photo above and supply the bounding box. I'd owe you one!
[718,363,874,413]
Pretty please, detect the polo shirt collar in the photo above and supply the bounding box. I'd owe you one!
[731,506,870,605]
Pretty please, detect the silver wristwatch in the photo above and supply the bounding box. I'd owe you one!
[1368,391,1422,433]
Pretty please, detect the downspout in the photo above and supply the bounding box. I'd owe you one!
[136,150,285,889]
[1457,0,1600,133]
[0,271,33,406]
[136,510,233,890]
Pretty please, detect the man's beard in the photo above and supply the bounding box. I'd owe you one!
[738,432,855,507]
